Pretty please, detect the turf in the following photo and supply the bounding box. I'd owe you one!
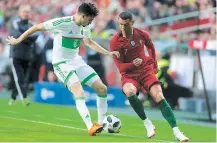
[0,99,216,142]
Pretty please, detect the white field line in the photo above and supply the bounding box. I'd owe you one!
[4,110,19,114]
[0,115,86,131]
[31,114,43,118]
[55,117,82,123]
[4,110,83,122]
[0,115,174,142]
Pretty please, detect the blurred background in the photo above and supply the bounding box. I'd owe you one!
[0,0,216,121]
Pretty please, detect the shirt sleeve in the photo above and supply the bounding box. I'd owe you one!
[110,38,135,73]
[43,16,72,31]
[143,31,157,63]
[113,59,135,73]
[143,31,158,71]
[82,26,91,39]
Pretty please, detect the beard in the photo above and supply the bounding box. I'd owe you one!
[122,29,132,38]
[82,23,89,27]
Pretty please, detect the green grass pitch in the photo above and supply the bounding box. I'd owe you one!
[0,99,216,142]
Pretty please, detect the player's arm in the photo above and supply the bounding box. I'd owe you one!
[110,39,135,72]
[82,26,119,58]
[113,58,135,73]
[143,31,156,62]
[6,23,45,45]
[9,19,38,44]
[84,39,118,57]
[143,31,159,73]
[6,16,70,45]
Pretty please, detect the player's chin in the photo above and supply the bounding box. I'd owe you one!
[82,23,90,27]
[121,30,125,33]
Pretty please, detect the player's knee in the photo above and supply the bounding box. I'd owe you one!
[123,83,137,97]
[73,89,85,97]
[155,91,164,103]
[124,89,137,97]
[78,90,86,97]
[149,84,164,102]
[69,82,85,96]
[95,84,107,95]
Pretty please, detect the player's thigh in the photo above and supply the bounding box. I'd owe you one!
[53,62,78,87]
[122,77,139,97]
[76,65,100,87]
[53,63,85,97]
[10,58,25,84]
[141,65,161,92]
[141,65,163,102]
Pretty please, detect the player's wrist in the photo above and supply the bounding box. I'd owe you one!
[17,36,24,44]
[106,51,110,56]
[131,62,138,68]
[16,38,21,44]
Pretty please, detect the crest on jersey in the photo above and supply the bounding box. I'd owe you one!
[69,30,73,34]
[131,41,135,47]
[139,40,143,45]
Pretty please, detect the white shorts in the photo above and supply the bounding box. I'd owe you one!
[53,59,100,88]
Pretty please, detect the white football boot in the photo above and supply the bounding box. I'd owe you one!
[144,118,156,138]
[173,127,189,142]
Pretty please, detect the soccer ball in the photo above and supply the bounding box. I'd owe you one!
[102,115,121,133]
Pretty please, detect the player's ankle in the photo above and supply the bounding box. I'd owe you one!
[173,127,179,131]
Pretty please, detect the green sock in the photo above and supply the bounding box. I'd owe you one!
[128,95,147,120]
[159,99,177,128]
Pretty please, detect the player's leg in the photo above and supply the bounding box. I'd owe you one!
[8,74,18,105]
[149,84,189,141]
[68,81,103,136]
[9,89,18,105]
[76,65,107,124]
[149,84,176,126]
[92,79,107,124]
[10,58,29,106]
[144,65,189,141]
[69,82,93,129]
[53,62,102,136]
[122,79,155,138]
[123,82,146,120]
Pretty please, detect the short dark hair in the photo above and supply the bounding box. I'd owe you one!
[119,11,133,20]
[78,3,99,17]
[162,53,171,60]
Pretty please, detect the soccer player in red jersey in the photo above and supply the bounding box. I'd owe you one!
[110,11,189,142]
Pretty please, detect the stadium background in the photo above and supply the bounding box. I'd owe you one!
[0,0,216,142]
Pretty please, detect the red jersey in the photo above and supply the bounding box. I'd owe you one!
[110,28,157,75]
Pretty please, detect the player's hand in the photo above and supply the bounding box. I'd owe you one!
[133,58,143,67]
[154,68,160,74]
[6,36,20,45]
[109,51,120,58]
